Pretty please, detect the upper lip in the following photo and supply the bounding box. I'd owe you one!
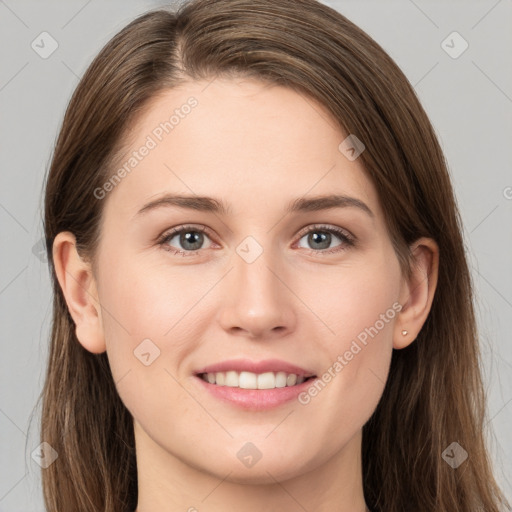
[194,358,316,377]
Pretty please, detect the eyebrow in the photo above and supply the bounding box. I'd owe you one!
[135,193,374,218]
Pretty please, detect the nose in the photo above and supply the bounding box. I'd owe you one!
[216,245,297,339]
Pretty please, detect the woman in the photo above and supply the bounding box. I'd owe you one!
[38,0,511,510]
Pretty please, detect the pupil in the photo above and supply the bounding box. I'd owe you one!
[310,232,330,250]
[181,231,203,250]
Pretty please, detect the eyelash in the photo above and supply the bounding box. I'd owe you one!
[156,223,356,258]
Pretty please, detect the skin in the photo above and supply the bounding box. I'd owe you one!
[53,78,439,512]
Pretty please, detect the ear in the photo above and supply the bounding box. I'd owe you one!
[52,231,106,354]
[394,237,439,349]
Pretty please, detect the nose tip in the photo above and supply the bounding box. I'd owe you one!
[217,254,297,339]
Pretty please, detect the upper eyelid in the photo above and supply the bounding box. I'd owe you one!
[295,223,353,239]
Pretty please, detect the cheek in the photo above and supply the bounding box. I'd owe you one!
[97,261,200,426]
[99,252,207,341]
[303,251,400,349]
[97,254,217,388]
[95,257,163,376]
[299,253,400,416]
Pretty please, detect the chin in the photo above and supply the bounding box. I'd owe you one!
[195,450,313,485]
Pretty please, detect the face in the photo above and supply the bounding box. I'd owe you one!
[92,77,405,483]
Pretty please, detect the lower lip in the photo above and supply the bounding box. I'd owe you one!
[193,375,317,411]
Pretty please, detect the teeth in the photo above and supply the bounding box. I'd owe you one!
[225,370,239,387]
[287,374,297,386]
[199,370,312,389]
[275,372,288,388]
[239,371,257,389]
[257,372,275,389]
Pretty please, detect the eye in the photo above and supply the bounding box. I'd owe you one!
[157,223,356,258]
[157,225,214,257]
[295,224,355,255]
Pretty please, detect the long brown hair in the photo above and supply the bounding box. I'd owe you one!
[37,0,511,510]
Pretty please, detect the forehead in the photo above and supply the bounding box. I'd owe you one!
[103,78,382,223]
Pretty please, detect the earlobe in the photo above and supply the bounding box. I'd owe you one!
[52,231,106,354]
[394,237,439,350]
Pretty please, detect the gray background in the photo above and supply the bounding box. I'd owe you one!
[1,0,511,510]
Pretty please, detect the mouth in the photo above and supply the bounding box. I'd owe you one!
[192,358,318,409]
[195,370,318,390]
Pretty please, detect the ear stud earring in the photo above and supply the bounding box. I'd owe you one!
[401,330,408,336]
